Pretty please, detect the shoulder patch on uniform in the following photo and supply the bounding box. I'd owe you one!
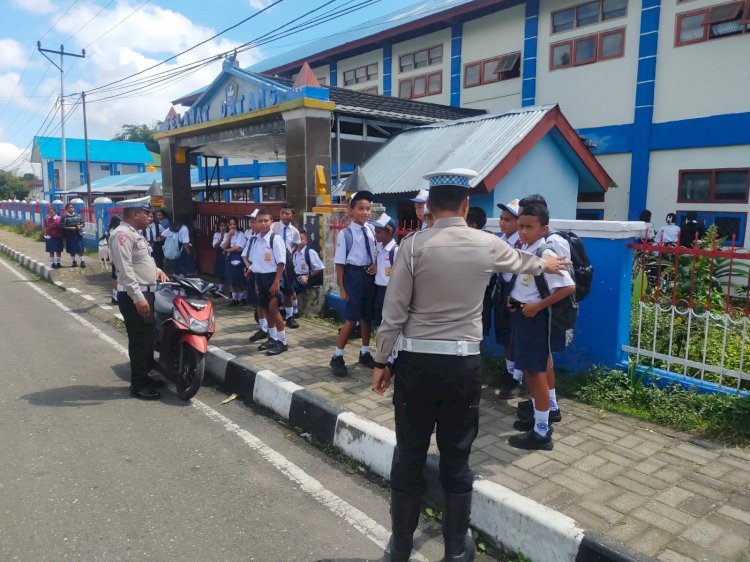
[117,233,129,246]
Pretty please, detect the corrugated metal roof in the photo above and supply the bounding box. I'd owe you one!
[335,105,554,195]
[249,0,479,73]
[31,137,154,164]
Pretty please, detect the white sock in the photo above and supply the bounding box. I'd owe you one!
[50,257,55,265]
[549,389,558,411]
[512,369,524,383]
[278,330,287,344]
[286,307,294,319]
[259,318,269,331]
[269,326,278,339]
[79,256,85,263]
[231,292,237,299]
[112,289,118,301]
[360,345,369,355]
[333,347,344,358]
[55,257,61,264]
[293,299,298,313]
[218,284,224,291]
[534,408,550,436]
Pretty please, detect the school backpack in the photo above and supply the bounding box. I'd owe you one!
[269,233,295,282]
[342,224,377,261]
[545,229,593,302]
[163,231,182,260]
[533,244,579,332]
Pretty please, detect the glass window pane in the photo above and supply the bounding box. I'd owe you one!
[713,216,742,240]
[553,8,575,32]
[413,76,427,97]
[483,59,501,82]
[367,64,378,76]
[708,1,743,22]
[355,67,366,78]
[679,12,706,43]
[465,63,481,86]
[714,170,749,201]
[679,171,712,200]
[710,19,743,37]
[414,50,428,68]
[398,80,411,98]
[552,43,572,68]
[428,73,441,94]
[344,70,355,85]
[602,0,627,20]
[399,54,413,72]
[574,36,597,64]
[429,45,443,64]
[577,1,600,26]
[600,31,624,58]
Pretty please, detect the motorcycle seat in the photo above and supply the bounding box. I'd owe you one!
[154,289,174,315]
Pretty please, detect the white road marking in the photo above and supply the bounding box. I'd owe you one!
[81,294,96,301]
[0,257,412,559]
[67,287,81,294]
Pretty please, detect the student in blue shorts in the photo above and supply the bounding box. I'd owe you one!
[330,190,377,377]
[507,203,575,451]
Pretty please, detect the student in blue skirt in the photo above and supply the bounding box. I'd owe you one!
[61,203,86,268]
[221,217,246,306]
[44,206,64,268]
[212,218,228,293]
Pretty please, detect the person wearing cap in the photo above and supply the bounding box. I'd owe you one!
[330,190,378,377]
[109,196,169,400]
[410,189,429,230]
[370,169,569,562]
[369,213,398,329]
[422,201,435,229]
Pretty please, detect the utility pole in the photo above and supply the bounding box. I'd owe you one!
[81,91,92,205]
[37,42,85,199]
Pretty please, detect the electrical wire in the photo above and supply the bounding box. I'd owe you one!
[39,0,82,42]
[61,0,117,45]
[0,98,60,171]
[0,49,36,122]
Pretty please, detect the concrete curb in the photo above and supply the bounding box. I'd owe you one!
[0,240,653,562]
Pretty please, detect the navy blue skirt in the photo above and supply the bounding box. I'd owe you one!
[64,233,83,255]
[45,237,63,253]
[226,251,245,286]
[214,248,226,281]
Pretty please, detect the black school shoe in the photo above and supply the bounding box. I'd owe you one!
[249,329,269,342]
[228,299,239,307]
[285,317,299,329]
[129,386,161,400]
[265,340,288,356]
[71,260,78,267]
[518,400,563,423]
[258,338,275,351]
[358,351,376,369]
[509,428,553,451]
[330,355,348,377]
[79,261,86,268]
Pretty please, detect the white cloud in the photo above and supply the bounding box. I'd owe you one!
[50,1,262,140]
[11,0,56,14]
[0,141,35,175]
[249,0,276,9]
[0,39,27,71]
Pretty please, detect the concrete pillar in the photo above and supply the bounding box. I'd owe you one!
[282,107,332,219]
[159,138,194,221]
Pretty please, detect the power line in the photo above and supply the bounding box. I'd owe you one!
[61,0,117,45]
[39,0,82,42]
[83,0,151,49]
[0,49,36,123]
[0,66,54,142]
[0,97,60,171]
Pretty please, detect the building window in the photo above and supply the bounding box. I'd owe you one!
[550,28,624,69]
[552,0,627,33]
[343,63,378,86]
[676,211,747,244]
[463,51,521,88]
[676,1,749,46]
[399,45,443,72]
[398,71,442,99]
[678,169,750,202]
[260,185,286,203]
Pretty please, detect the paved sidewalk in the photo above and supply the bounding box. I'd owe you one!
[3,228,750,562]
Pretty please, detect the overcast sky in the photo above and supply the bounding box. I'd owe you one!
[0,0,410,174]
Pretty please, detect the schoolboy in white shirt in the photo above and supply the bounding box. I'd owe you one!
[292,230,324,296]
[370,213,398,328]
[272,204,302,329]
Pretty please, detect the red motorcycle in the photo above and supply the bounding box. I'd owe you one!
[154,276,220,400]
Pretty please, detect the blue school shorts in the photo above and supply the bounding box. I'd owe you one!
[509,307,550,373]
[371,284,387,328]
[343,265,375,322]
[256,272,280,308]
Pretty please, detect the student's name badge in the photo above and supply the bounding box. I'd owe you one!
[264,252,272,262]
[385,267,392,277]
[300,263,307,271]
[520,274,533,286]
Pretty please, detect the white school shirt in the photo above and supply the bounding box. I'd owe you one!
[272,221,301,252]
[241,232,257,259]
[375,240,398,287]
[212,231,227,249]
[334,223,376,266]
[292,245,325,275]
[656,224,680,245]
[145,222,162,243]
[223,230,246,252]
[500,231,520,282]
[173,225,190,245]
[249,230,287,274]
[510,238,575,304]
[546,231,571,260]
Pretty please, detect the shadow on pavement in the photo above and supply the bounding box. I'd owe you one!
[20,384,132,407]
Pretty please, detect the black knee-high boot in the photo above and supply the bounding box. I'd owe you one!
[441,491,475,562]
[387,489,422,561]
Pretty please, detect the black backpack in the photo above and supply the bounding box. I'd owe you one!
[303,246,323,286]
[545,229,593,302]
[533,244,579,332]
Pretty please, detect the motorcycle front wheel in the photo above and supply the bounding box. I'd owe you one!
[170,343,205,401]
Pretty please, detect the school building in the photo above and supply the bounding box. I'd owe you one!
[247,0,750,245]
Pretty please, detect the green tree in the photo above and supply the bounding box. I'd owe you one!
[0,170,29,200]
[21,172,37,181]
[112,123,162,153]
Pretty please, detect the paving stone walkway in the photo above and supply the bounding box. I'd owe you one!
[3,228,750,562]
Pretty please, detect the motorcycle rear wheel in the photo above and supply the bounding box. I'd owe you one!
[171,343,205,401]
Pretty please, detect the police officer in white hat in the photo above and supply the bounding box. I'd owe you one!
[109,196,169,400]
[371,169,570,561]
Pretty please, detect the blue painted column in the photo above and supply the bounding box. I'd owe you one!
[329,61,337,87]
[382,44,392,96]
[47,160,56,199]
[450,23,462,107]
[521,0,539,107]
[628,0,661,220]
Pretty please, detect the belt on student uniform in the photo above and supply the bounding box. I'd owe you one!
[397,337,481,357]
[117,284,157,293]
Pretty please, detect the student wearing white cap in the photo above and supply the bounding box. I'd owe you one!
[370,169,570,562]
[410,189,429,230]
[108,196,169,400]
[369,213,398,329]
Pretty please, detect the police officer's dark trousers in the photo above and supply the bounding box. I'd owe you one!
[390,350,481,561]
[117,291,156,389]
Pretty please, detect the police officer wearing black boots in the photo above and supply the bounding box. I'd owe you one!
[372,169,570,561]
[109,196,169,400]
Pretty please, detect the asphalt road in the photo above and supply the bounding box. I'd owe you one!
[0,257,494,562]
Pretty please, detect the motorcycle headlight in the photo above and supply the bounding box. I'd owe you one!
[189,317,209,333]
[173,308,187,326]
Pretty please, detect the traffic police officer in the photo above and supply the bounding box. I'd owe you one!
[372,169,570,561]
[109,196,169,400]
